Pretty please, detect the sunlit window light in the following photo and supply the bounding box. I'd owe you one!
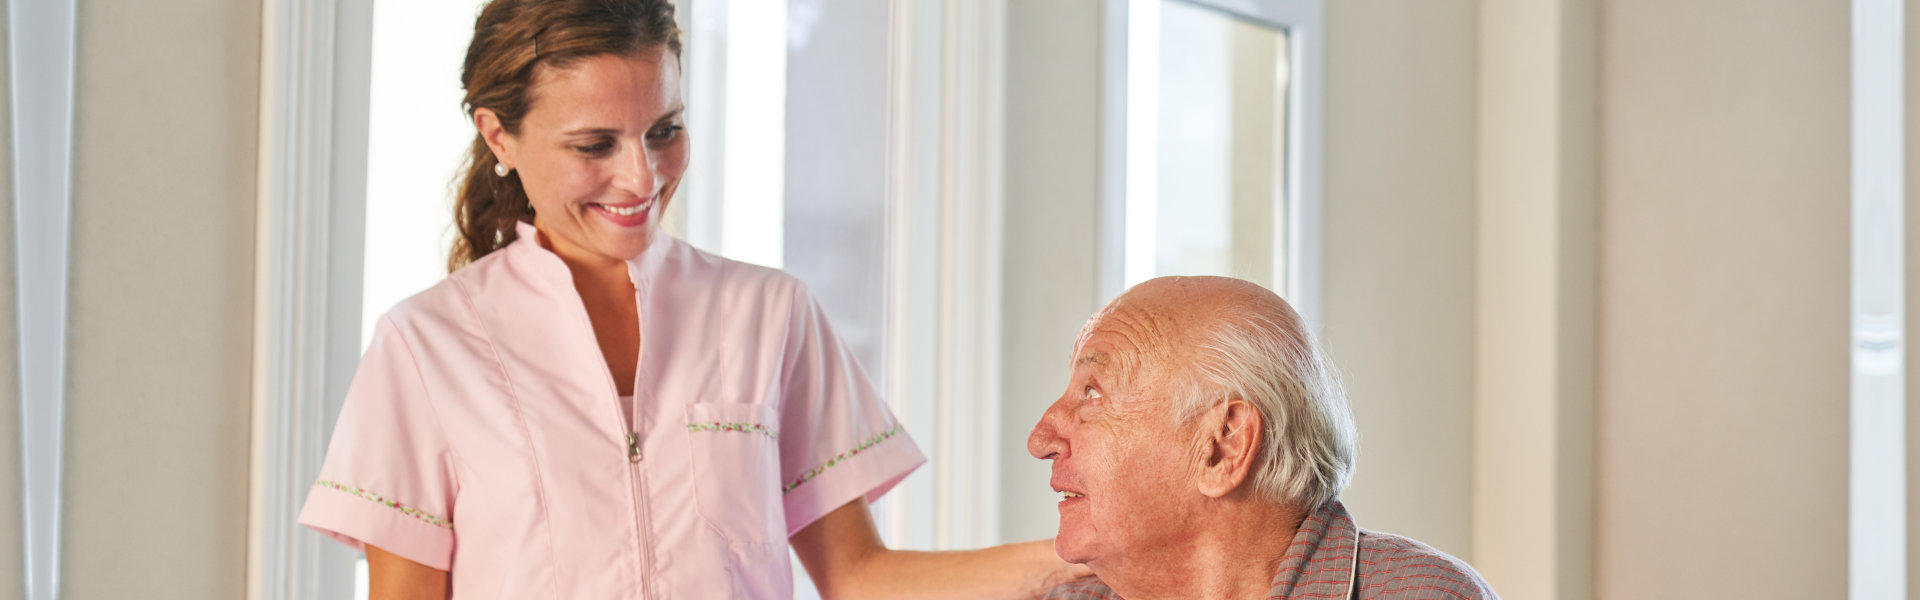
[1123,0,1160,289]
[361,0,488,349]
[720,0,787,269]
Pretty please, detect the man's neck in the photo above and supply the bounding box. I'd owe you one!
[1095,500,1307,600]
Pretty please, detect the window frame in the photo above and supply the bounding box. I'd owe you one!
[248,0,374,598]
[1097,0,1324,323]
[10,0,79,598]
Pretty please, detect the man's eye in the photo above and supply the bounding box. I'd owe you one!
[1084,386,1103,400]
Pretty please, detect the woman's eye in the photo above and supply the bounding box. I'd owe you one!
[575,140,615,156]
[647,125,684,143]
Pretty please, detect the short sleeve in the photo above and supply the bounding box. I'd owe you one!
[776,282,926,535]
[297,315,459,570]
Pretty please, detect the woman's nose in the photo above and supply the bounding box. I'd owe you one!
[616,148,657,194]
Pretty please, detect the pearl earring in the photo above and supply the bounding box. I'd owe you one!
[494,163,511,177]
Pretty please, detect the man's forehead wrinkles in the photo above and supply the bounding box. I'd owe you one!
[1098,308,1174,363]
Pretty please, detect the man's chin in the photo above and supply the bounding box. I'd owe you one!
[1052,534,1095,565]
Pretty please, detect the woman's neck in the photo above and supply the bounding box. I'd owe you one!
[535,230,635,293]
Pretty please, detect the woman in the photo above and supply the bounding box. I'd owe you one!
[298,0,1081,597]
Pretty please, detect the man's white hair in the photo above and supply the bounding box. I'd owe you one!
[1169,297,1356,510]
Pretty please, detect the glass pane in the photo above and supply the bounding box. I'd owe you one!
[1129,0,1290,289]
[775,0,895,596]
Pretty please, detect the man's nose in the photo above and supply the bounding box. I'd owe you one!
[1027,398,1069,460]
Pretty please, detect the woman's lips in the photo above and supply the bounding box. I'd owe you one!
[590,198,654,227]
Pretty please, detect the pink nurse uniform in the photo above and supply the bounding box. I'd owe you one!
[298,222,925,598]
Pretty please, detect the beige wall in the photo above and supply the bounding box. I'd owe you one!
[1599,1,1851,598]
[1470,0,1597,597]
[1911,4,1920,596]
[61,0,259,597]
[0,2,19,598]
[1321,0,1479,559]
[998,0,1105,543]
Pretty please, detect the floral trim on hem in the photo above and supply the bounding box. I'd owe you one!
[315,480,453,531]
[782,424,906,495]
[686,422,779,439]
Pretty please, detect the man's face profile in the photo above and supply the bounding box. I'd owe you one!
[1026,303,1207,569]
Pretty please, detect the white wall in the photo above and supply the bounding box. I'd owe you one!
[1470,1,1598,597]
[1598,1,1851,597]
[1320,0,1479,560]
[60,0,260,596]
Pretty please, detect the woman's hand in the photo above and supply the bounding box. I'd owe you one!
[791,498,1088,600]
[365,544,450,600]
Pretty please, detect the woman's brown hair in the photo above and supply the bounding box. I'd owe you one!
[449,0,683,272]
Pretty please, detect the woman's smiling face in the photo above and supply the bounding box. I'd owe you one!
[478,46,688,266]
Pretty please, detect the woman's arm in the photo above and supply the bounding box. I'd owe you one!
[790,498,1090,600]
[365,544,450,600]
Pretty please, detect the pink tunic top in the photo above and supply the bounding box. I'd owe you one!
[299,222,925,598]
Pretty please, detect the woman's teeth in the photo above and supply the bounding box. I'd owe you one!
[600,202,649,216]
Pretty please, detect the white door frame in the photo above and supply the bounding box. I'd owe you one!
[882,0,1008,550]
[1847,0,1906,597]
[247,0,374,598]
[10,0,78,598]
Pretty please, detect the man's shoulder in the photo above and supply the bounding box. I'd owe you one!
[1044,576,1120,600]
[1355,530,1499,599]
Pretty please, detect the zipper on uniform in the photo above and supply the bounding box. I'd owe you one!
[631,441,657,599]
[627,273,656,600]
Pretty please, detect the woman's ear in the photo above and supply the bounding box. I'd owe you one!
[1195,398,1262,498]
[474,107,515,170]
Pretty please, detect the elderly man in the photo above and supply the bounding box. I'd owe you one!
[1027,276,1496,599]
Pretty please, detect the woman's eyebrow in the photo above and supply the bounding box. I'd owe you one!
[560,108,685,137]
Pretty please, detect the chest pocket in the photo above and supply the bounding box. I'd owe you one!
[684,402,785,545]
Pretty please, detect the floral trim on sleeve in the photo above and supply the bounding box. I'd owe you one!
[686,422,780,439]
[782,424,906,495]
[315,480,453,531]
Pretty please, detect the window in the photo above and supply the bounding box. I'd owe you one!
[1102,0,1322,319]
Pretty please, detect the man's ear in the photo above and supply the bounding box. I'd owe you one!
[1195,397,1262,498]
[474,107,516,170]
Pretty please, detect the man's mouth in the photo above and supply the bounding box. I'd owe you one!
[1060,491,1086,500]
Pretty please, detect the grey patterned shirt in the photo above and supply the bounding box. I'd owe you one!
[1044,501,1498,599]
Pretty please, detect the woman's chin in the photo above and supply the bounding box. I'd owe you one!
[593,228,657,262]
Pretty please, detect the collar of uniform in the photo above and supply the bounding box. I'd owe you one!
[506,220,675,290]
[1265,500,1360,598]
